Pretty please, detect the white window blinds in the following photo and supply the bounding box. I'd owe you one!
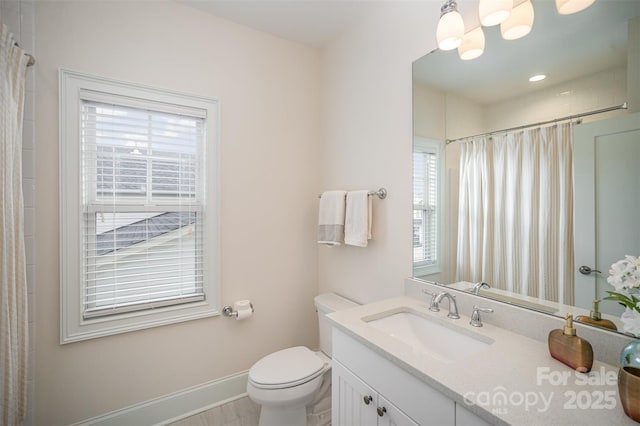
[413,146,439,269]
[81,99,206,318]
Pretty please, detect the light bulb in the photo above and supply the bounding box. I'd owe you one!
[436,2,465,51]
[501,0,534,40]
[479,0,513,27]
[458,27,485,60]
[555,0,595,15]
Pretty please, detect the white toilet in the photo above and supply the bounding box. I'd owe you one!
[247,293,358,426]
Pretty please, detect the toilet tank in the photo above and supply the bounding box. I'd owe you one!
[314,293,359,357]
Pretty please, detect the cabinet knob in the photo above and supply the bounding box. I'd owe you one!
[377,406,387,417]
[363,395,373,405]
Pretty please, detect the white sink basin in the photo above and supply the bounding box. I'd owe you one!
[364,310,493,363]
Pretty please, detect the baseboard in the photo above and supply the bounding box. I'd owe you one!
[74,371,249,426]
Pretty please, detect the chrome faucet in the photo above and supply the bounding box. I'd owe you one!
[430,291,460,319]
[470,305,494,327]
[472,281,490,295]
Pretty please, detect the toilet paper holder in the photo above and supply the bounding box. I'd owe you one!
[222,302,254,318]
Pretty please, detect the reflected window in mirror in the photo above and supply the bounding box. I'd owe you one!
[413,137,443,277]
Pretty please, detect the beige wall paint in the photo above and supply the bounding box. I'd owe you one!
[34,1,321,423]
[318,3,439,303]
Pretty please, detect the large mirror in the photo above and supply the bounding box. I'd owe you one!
[412,0,640,336]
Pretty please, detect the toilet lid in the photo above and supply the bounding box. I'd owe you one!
[249,346,326,388]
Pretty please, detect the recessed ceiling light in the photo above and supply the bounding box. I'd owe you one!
[529,74,547,82]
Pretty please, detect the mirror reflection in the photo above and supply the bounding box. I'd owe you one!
[412,0,640,336]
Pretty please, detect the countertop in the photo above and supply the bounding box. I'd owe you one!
[327,296,637,426]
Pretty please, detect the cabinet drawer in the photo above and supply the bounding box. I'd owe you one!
[333,329,455,426]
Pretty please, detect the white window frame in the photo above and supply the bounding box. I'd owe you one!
[59,69,220,343]
[413,136,443,277]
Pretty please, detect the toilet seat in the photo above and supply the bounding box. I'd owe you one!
[249,346,327,390]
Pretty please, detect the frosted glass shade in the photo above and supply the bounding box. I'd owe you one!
[501,0,534,40]
[458,27,485,60]
[437,10,465,50]
[479,0,513,26]
[555,0,595,15]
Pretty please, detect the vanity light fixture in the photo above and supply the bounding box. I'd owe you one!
[479,0,513,27]
[436,0,465,51]
[436,0,594,60]
[555,0,595,15]
[529,74,547,82]
[501,0,534,40]
[458,27,485,60]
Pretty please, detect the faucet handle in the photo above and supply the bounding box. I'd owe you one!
[470,305,494,327]
[421,289,440,311]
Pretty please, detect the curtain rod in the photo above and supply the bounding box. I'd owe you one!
[14,42,35,66]
[445,102,628,145]
[25,52,35,67]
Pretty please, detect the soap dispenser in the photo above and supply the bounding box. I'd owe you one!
[575,300,617,331]
[548,313,594,373]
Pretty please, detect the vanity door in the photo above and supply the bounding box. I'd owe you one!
[332,361,379,426]
[333,361,419,426]
[378,395,420,426]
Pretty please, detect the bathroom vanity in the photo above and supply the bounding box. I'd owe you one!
[332,328,489,426]
[328,292,636,426]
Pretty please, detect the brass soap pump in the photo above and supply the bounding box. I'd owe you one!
[548,313,594,373]
[575,299,617,331]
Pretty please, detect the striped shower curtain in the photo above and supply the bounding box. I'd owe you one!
[0,22,29,425]
[456,123,574,305]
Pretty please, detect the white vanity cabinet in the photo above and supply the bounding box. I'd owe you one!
[333,361,419,426]
[332,329,492,426]
[332,329,456,426]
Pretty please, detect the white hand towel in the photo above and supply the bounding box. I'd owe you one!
[345,190,372,247]
[318,190,346,246]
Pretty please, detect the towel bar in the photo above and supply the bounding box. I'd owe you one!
[318,187,387,199]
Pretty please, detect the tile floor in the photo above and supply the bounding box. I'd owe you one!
[168,396,259,426]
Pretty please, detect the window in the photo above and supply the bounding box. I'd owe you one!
[413,137,442,276]
[60,70,220,343]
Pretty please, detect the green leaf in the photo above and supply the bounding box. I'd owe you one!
[603,291,636,309]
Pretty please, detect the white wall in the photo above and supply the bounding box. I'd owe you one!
[318,3,439,303]
[413,82,446,141]
[487,66,627,131]
[0,1,36,423]
[34,1,321,423]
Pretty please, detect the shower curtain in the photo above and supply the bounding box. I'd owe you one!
[1,23,29,425]
[456,123,574,305]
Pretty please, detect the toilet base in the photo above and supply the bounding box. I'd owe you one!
[307,387,331,426]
